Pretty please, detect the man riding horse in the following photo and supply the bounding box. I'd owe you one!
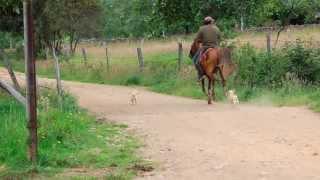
[190,17,235,104]
[192,16,222,82]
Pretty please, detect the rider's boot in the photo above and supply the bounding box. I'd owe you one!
[196,63,205,82]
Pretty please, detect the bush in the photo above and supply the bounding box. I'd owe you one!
[234,44,289,88]
[234,42,320,88]
[284,41,320,84]
[125,75,142,85]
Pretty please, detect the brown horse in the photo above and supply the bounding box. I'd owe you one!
[189,41,234,104]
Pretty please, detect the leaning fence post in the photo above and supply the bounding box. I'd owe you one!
[106,47,110,73]
[266,33,272,55]
[0,49,21,91]
[81,48,87,64]
[178,42,183,71]
[0,80,26,106]
[137,47,144,72]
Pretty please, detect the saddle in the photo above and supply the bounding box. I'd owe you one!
[199,48,214,64]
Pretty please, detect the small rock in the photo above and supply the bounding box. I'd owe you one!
[214,163,228,170]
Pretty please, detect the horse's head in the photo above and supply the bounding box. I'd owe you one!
[189,41,200,59]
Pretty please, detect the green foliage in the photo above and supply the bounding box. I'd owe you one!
[234,44,289,88]
[0,91,143,178]
[125,75,142,85]
[284,41,320,84]
[234,42,320,88]
[0,0,22,33]
[32,0,105,55]
[3,0,320,40]
[102,0,156,38]
[0,32,12,49]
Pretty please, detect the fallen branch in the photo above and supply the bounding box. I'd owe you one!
[0,79,26,106]
[0,49,21,91]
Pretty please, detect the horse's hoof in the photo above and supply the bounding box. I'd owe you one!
[208,100,212,105]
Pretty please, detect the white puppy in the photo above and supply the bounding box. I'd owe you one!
[227,90,239,105]
[129,90,139,105]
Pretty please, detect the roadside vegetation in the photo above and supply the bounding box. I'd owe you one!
[4,37,320,112]
[0,90,147,179]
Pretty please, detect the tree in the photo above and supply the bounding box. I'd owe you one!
[272,0,313,46]
[232,0,264,31]
[156,0,201,35]
[33,0,104,55]
[102,0,157,38]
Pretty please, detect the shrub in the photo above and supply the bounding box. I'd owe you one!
[284,41,320,84]
[233,42,320,88]
[125,75,142,85]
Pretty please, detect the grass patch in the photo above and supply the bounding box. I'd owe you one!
[0,90,145,179]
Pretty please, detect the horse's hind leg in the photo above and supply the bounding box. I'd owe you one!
[201,79,206,94]
[212,77,216,101]
[207,78,213,105]
[219,69,227,96]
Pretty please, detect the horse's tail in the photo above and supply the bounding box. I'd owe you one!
[218,48,236,79]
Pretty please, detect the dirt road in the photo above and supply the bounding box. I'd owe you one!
[1,70,320,180]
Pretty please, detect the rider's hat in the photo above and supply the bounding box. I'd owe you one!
[204,16,215,24]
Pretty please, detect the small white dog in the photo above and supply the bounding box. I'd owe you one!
[227,90,239,105]
[129,90,139,105]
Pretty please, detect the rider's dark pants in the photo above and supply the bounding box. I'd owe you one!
[192,49,204,79]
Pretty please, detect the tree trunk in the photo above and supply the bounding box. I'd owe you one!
[274,26,286,48]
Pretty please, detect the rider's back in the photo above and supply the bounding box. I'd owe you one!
[196,25,221,48]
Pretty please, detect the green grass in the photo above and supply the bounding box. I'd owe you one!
[0,90,146,179]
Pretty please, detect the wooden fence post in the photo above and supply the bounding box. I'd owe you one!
[52,48,63,101]
[266,33,272,55]
[45,47,50,60]
[23,0,38,165]
[106,47,110,72]
[137,47,144,72]
[178,42,183,71]
[81,48,87,64]
[0,49,21,91]
[10,38,13,49]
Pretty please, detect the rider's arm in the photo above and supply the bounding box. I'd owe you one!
[195,27,204,43]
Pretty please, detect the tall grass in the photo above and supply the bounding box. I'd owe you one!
[0,91,145,179]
